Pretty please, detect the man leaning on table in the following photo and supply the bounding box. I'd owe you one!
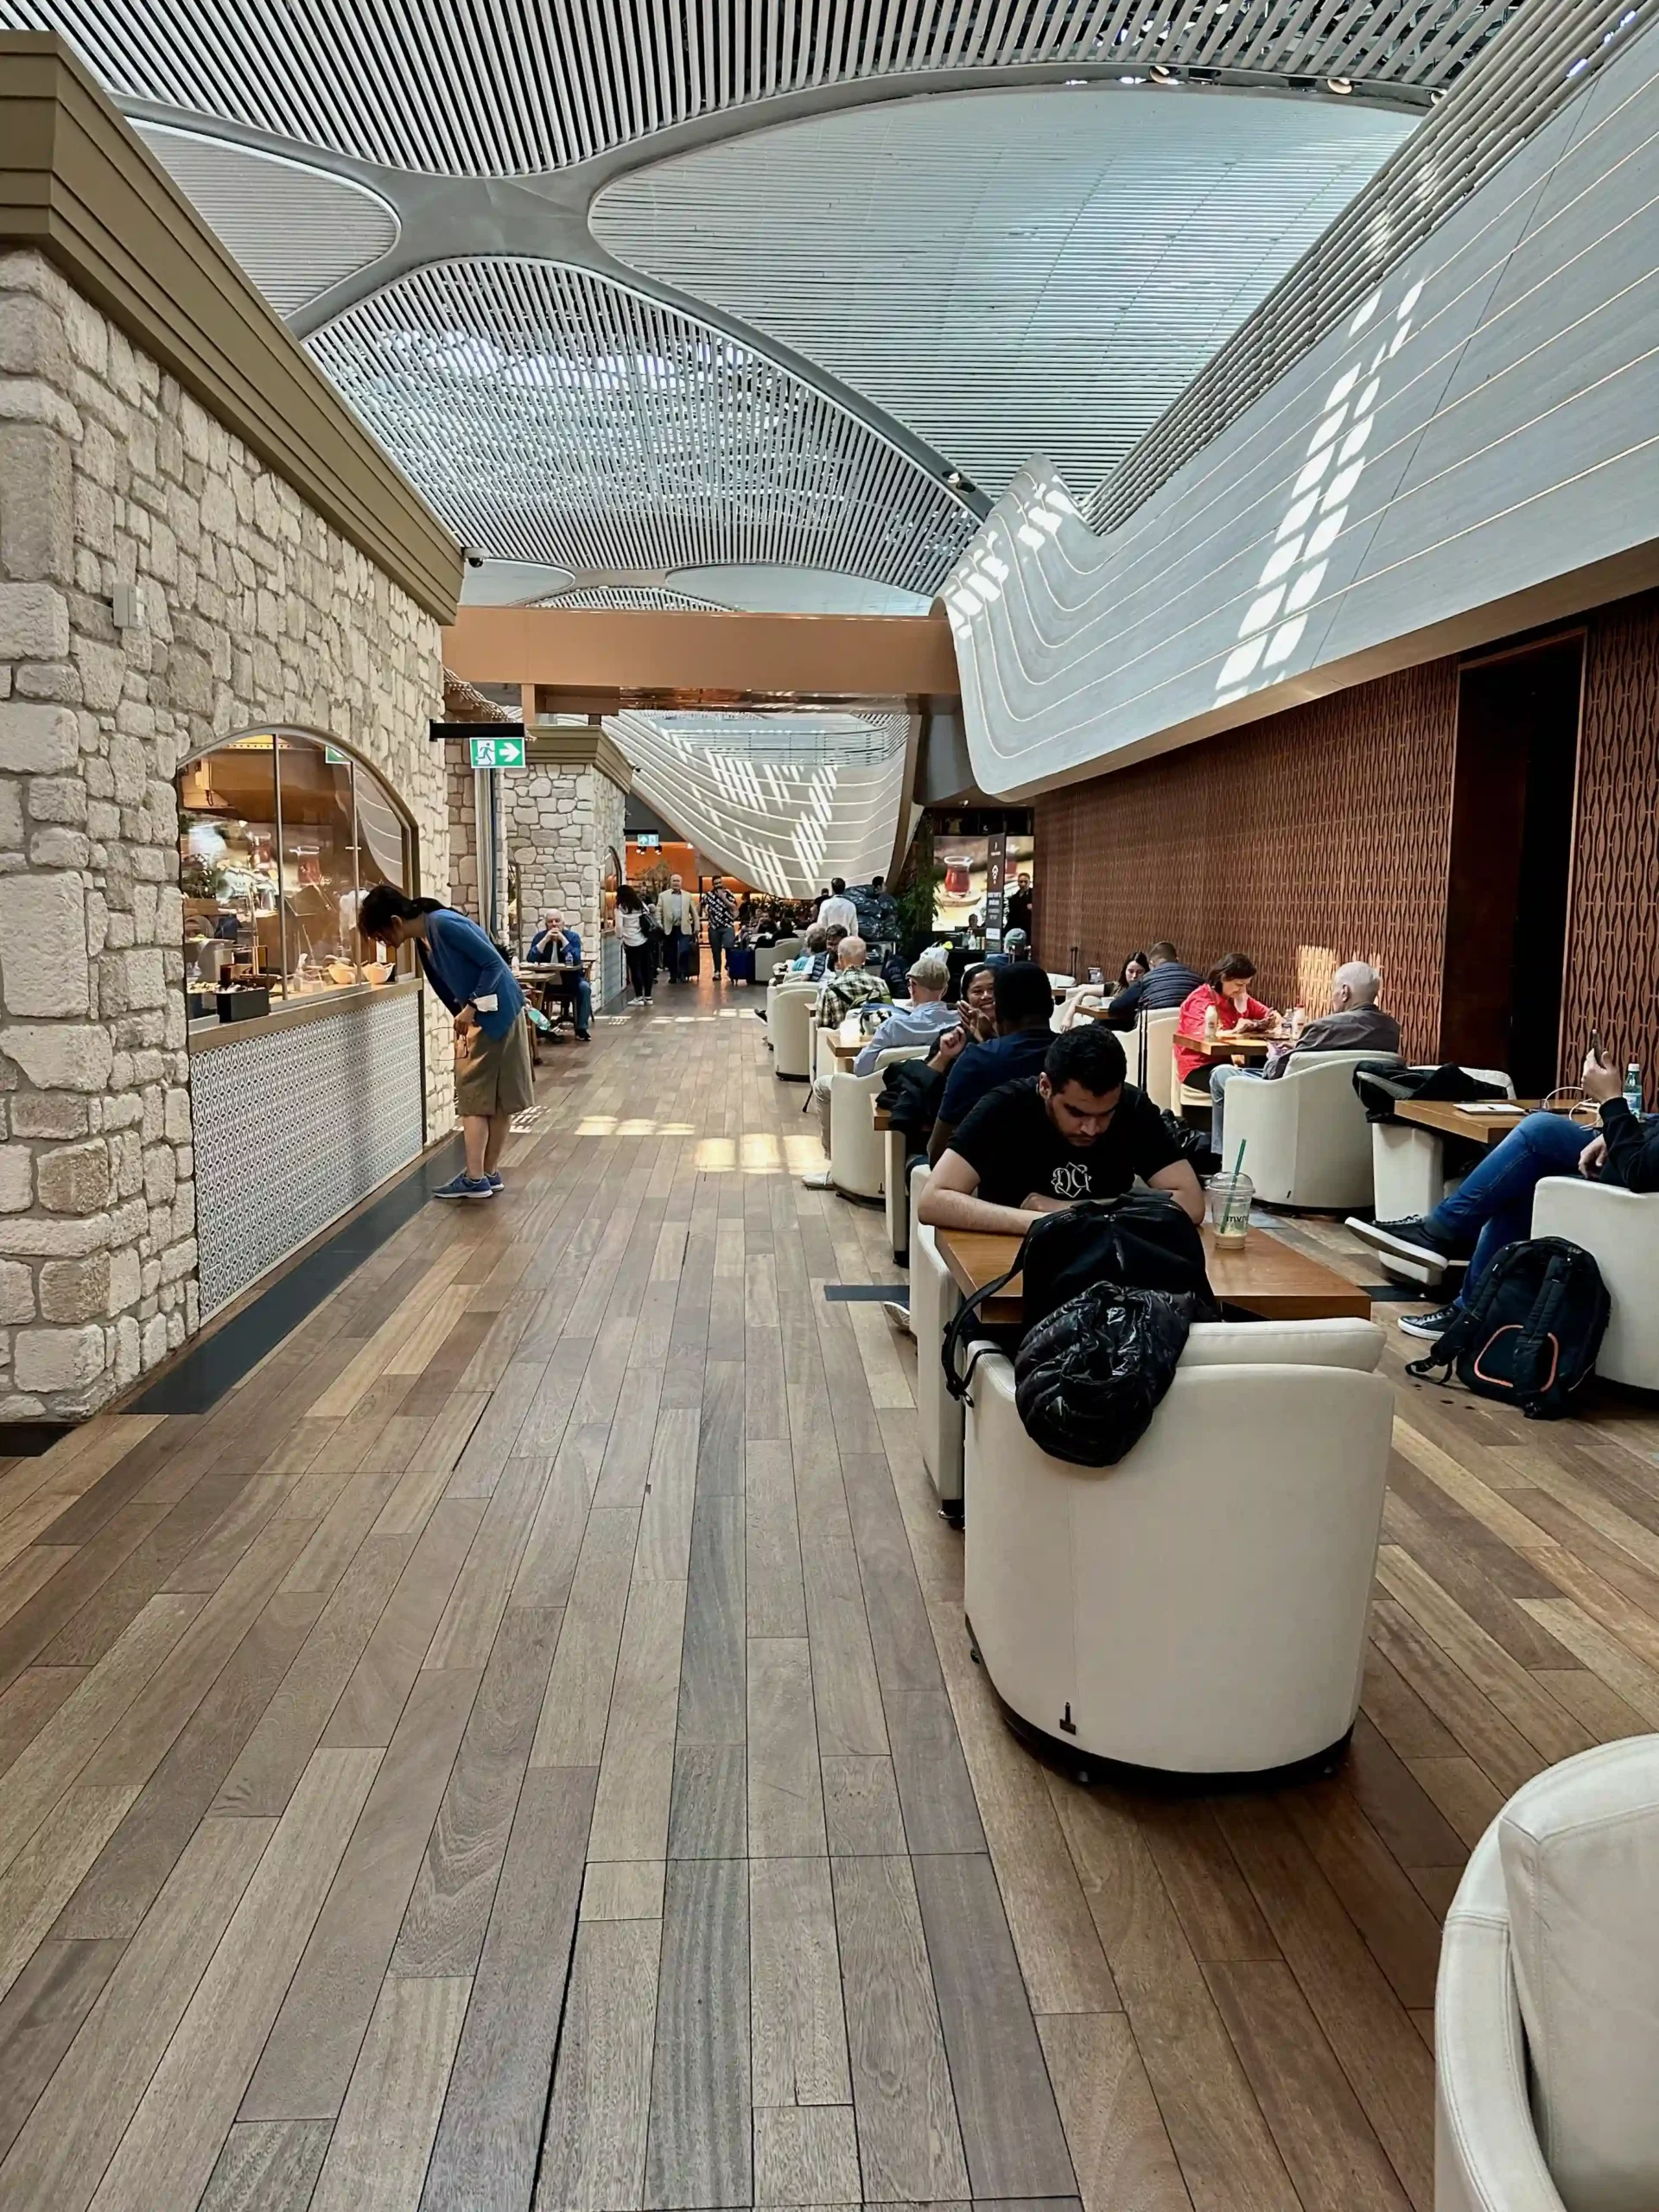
[918,1023,1205,1236]
[1349,1046,1659,1340]
[525,908,593,1042]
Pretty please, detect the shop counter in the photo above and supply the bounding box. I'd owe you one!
[188,976,427,1317]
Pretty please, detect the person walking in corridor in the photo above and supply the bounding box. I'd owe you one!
[614,882,657,1006]
[703,875,737,981]
[359,886,531,1199]
[656,874,699,984]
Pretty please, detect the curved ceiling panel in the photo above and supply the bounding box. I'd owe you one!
[610,709,909,897]
[132,125,397,314]
[538,585,728,610]
[669,565,932,616]
[460,559,576,605]
[1,0,1521,175]
[308,261,976,588]
[593,86,1414,498]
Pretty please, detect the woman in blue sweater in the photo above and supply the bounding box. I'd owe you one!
[359,887,531,1200]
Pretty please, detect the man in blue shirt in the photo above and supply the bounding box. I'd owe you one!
[359,887,531,1200]
[1102,940,1204,1027]
[526,908,592,1040]
[928,959,1057,1162]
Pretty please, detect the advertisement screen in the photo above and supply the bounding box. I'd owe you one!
[935,835,1033,931]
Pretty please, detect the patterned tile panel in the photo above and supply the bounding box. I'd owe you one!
[1563,590,1659,1089]
[192,989,425,1318]
[1033,659,1460,1061]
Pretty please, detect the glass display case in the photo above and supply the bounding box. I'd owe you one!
[178,730,414,1020]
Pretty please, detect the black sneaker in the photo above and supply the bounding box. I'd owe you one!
[1344,1213,1462,1271]
[1399,1303,1459,1340]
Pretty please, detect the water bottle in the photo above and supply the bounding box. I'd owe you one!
[1624,1062,1644,1116]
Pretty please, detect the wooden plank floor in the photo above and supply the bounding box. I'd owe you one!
[1,979,1656,2211]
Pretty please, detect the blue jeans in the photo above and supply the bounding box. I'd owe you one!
[1429,1111,1597,1305]
[1209,1062,1262,1155]
[707,924,736,976]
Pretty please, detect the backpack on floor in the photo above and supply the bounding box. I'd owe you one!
[1405,1236,1610,1420]
[942,1192,1217,1402]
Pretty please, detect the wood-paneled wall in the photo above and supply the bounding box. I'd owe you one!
[1563,590,1659,1084]
[1035,588,1659,1081]
[1034,659,1461,1060]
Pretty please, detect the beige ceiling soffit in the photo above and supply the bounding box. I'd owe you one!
[524,726,634,793]
[0,33,461,625]
[444,605,961,699]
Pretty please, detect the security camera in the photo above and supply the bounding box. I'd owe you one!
[465,552,486,569]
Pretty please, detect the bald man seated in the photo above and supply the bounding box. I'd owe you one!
[1209,959,1400,1154]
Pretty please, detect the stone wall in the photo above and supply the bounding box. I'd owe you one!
[505,757,626,968]
[0,249,447,1421]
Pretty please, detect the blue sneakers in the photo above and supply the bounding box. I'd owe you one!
[486,1172,504,1192]
[435,1172,493,1201]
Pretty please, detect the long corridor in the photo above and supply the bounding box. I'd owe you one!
[2,983,1658,2212]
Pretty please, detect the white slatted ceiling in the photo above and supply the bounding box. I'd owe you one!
[307,261,977,587]
[610,708,908,895]
[2,0,1522,175]
[591,86,1413,495]
[1088,0,1659,524]
[133,125,397,313]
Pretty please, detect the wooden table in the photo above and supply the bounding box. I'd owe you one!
[933,1221,1371,1326]
[1395,1097,1540,1144]
[873,1105,892,1130]
[518,961,594,1062]
[1174,1028,1287,1064]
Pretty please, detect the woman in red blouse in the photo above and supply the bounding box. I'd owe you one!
[1175,954,1277,1084]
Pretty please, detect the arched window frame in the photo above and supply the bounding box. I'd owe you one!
[176,724,421,1006]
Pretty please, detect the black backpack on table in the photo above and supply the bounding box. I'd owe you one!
[1405,1236,1609,1420]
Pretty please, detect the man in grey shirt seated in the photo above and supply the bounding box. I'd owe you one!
[1210,960,1401,1153]
[853,952,958,1072]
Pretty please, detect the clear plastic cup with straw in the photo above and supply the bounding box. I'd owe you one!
[1205,1140,1253,1248]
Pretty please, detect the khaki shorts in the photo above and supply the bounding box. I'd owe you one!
[454,1016,535,1119]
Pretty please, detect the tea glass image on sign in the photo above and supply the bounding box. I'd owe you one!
[935,836,1033,929]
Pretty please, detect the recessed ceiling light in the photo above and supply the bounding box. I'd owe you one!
[1119,73,1145,84]
[1062,76,1087,84]
[1326,75,1353,92]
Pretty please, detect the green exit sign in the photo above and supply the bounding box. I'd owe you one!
[469,735,525,769]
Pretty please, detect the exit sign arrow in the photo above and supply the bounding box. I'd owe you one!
[468,734,525,768]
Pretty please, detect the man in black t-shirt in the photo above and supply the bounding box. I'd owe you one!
[918,1025,1205,1236]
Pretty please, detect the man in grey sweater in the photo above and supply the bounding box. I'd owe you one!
[1211,960,1401,1153]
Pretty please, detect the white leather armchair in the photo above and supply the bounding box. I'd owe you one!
[827,1048,927,1202]
[963,1318,1393,1777]
[1131,1008,1180,1112]
[770,937,803,969]
[769,984,817,1080]
[1436,1735,1659,2212]
[908,1161,964,1512]
[1223,1050,1402,1210]
[1531,1178,1659,1388]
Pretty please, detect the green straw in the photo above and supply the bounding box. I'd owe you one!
[1224,1138,1248,1234]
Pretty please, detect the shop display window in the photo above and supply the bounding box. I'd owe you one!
[178,730,414,1019]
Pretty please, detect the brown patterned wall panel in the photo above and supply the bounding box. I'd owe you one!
[1034,660,1461,1061]
[1563,591,1659,1088]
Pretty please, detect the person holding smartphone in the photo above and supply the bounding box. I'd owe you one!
[1349,1046,1659,1337]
